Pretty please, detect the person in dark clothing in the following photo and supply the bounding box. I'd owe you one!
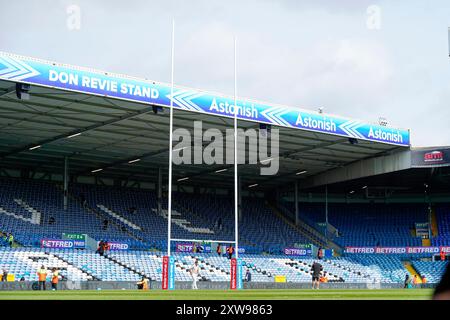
[80,193,87,208]
[245,269,252,282]
[2,269,7,282]
[317,247,323,260]
[103,219,109,230]
[434,264,450,300]
[49,217,55,225]
[311,261,323,289]
[7,233,13,247]
[404,274,411,289]
[97,240,105,256]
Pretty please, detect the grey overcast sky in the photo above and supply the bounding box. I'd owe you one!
[1,0,449,146]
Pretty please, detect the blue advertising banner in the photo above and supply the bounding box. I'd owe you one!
[0,52,410,146]
[168,256,175,290]
[236,258,243,290]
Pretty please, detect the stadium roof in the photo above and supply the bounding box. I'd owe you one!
[0,52,411,191]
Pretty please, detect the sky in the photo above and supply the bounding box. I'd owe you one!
[1,0,450,146]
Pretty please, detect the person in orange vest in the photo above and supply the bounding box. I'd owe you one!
[413,275,419,286]
[136,276,149,290]
[37,265,47,290]
[422,275,427,288]
[51,268,60,290]
[226,246,234,259]
[440,250,446,261]
[216,244,222,257]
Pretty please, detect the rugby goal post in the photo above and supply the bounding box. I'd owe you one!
[162,21,242,290]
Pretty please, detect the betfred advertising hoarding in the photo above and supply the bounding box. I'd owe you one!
[284,247,312,256]
[41,239,85,249]
[175,243,212,253]
[345,246,446,254]
[104,242,129,251]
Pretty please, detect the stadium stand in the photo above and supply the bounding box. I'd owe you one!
[432,204,450,246]
[0,178,141,248]
[0,178,315,253]
[0,177,449,285]
[3,247,447,284]
[412,261,448,284]
[281,202,426,247]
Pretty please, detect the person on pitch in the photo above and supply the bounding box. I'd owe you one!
[311,260,323,290]
[190,260,200,290]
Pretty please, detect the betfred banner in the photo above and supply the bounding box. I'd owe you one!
[0,52,410,147]
[284,247,312,256]
[101,242,129,251]
[41,239,85,249]
[440,247,450,253]
[345,246,445,254]
[175,243,211,253]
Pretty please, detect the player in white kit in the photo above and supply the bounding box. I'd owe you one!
[190,260,200,290]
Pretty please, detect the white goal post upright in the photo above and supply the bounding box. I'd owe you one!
[167,19,175,258]
[234,37,239,261]
[161,19,175,291]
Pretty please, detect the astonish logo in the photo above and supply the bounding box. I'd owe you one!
[424,151,444,162]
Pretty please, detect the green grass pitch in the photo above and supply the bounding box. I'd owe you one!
[0,289,433,300]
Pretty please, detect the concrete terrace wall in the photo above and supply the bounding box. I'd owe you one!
[0,281,436,291]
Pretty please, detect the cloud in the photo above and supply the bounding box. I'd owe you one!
[0,0,449,146]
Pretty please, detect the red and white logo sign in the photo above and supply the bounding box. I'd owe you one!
[162,256,169,290]
[424,151,444,162]
[230,258,237,290]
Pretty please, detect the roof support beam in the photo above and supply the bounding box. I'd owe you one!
[301,149,412,189]
[0,86,16,97]
[0,105,157,159]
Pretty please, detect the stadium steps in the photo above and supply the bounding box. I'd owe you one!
[56,184,145,244]
[402,261,422,283]
[50,252,100,281]
[268,202,342,253]
[13,199,42,224]
[173,200,257,247]
[431,207,439,237]
[103,254,150,280]
[97,204,142,231]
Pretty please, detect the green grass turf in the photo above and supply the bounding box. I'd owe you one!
[0,289,433,300]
